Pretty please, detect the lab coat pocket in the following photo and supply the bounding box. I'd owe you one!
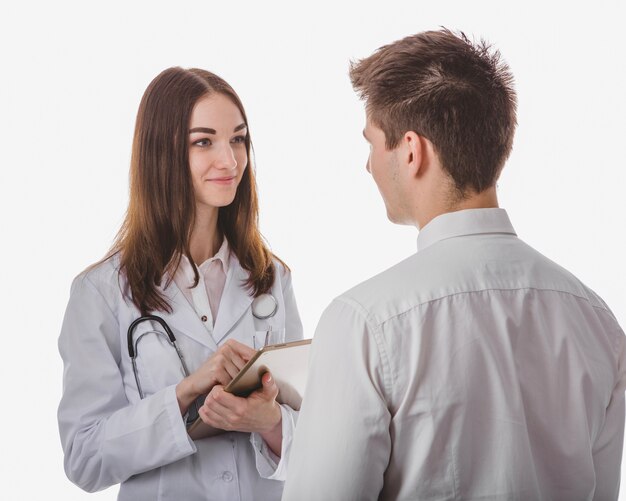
[252,328,285,349]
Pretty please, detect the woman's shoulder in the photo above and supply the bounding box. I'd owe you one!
[270,255,294,291]
[72,253,124,296]
[271,255,289,274]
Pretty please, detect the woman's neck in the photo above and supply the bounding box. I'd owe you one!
[189,205,221,265]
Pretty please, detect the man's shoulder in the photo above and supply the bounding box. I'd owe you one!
[336,253,426,327]
[335,235,614,327]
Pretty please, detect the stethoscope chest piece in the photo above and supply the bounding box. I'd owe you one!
[251,293,278,319]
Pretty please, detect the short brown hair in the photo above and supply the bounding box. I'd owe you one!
[350,28,517,195]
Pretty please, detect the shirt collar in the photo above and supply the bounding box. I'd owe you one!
[207,237,230,274]
[177,238,231,282]
[417,208,516,252]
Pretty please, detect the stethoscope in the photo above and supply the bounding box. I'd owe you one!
[126,293,278,424]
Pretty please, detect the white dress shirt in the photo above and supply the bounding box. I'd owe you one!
[283,208,626,501]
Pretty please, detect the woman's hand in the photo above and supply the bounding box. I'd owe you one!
[176,339,256,414]
[199,372,283,456]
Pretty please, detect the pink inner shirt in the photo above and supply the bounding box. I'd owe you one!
[172,239,229,328]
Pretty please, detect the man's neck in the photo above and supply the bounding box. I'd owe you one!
[417,186,499,230]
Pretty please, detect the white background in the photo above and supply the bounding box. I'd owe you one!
[1,1,625,499]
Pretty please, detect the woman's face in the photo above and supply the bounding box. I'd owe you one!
[188,93,248,214]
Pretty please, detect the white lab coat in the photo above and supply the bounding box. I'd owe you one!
[58,253,303,501]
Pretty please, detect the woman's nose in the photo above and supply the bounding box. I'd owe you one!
[214,143,237,170]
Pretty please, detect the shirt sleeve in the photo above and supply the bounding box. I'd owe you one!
[249,267,304,480]
[592,328,626,500]
[57,274,197,493]
[282,297,392,501]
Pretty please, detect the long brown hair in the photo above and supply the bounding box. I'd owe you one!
[108,67,278,314]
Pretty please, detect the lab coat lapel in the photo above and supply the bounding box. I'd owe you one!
[158,277,219,351]
[212,257,253,345]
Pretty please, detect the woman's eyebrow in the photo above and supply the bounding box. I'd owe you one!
[189,123,247,134]
[189,127,215,134]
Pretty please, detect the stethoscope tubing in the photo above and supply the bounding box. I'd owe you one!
[127,294,277,402]
[127,315,191,400]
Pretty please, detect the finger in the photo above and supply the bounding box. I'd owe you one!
[208,386,243,413]
[204,390,249,430]
[199,403,228,430]
[222,357,241,380]
[262,371,273,386]
[225,339,256,361]
[261,372,279,399]
[212,367,234,387]
[211,352,241,382]
[205,384,224,404]
[203,397,231,419]
[221,345,248,372]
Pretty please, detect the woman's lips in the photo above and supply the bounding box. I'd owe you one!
[207,176,236,185]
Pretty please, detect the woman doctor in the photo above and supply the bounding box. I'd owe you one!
[57,67,303,500]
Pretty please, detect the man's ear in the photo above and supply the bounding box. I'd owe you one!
[401,131,423,178]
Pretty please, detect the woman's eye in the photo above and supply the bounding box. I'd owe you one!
[193,138,211,147]
[231,135,246,144]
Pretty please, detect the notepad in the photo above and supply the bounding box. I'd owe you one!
[187,338,312,440]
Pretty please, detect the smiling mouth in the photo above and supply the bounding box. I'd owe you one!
[207,176,236,184]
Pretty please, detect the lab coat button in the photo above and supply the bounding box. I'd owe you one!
[222,471,233,482]
[201,315,208,322]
